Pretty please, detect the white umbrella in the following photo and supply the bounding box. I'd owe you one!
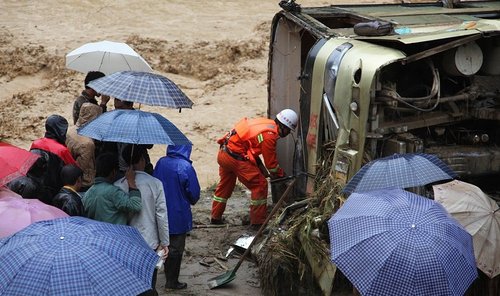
[433,180,500,278]
[66,40,153,75]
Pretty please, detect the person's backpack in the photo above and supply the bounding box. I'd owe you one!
[354,21,393,36]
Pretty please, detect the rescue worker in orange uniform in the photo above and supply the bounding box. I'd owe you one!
[211,109,298,228]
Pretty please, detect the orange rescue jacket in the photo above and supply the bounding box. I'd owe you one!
[217,117,280,171]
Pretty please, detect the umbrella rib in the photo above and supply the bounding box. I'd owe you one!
[475,218,494,258]
[66,53,84,67]
[119,54,133,71]
[98,52,106,71]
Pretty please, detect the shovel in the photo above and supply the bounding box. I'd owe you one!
[207,178,297,289]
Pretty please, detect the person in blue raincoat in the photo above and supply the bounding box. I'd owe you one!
[153,145,200,290]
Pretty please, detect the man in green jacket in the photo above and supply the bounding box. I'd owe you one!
[84,152,141,224]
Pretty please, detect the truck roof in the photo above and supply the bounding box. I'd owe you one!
[280,1,500,43]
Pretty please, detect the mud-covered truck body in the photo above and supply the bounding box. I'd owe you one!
[267,1,500,293]
[268,0,500,198]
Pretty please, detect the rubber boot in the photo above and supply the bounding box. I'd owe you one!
[164,256,187,290]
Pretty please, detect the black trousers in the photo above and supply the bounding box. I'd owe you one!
[164,233,187,286]
[168,233,187,257]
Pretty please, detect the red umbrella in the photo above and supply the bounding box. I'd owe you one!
[0,198,69,238]
[0,141,40,187]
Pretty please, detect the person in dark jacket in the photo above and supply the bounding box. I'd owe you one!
[30,114,77,201]
[7,150,51,203]
[153,145,200,290]
[52,164,85,216]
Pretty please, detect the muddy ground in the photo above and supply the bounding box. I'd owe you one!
[155,187,263,296]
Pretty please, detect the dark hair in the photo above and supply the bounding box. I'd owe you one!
[122,144,146,166]
[122,100,134,107]
[84,71,105,88]
[115,98,134,109]
[96,152,119,177]
[60,164,83,186]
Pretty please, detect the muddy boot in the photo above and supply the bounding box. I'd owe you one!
[210,217,226,225]
[164,256,187,290]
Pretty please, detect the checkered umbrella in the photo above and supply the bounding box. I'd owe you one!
[0,217,159,296]
[328,188,477,296]
[77,109,192,145]
[87,71,193,108]
[343,153,457,194]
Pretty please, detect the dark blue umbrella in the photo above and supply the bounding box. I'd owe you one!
[87,71,193,108]
[328,188,477,296]
[343,153,456,194]
[77,109,192,145]
[0,216,159,296]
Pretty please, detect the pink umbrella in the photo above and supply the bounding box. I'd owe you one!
[0,198,69,238]
[0,186,23,200]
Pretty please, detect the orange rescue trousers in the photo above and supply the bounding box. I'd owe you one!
[211,149,268,225]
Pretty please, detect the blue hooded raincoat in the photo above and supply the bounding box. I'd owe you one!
[153,145,200,234]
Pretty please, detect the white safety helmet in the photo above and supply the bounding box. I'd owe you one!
[276,109,298,130]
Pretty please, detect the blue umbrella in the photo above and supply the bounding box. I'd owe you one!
[87,71,193,108]
[77,109,192,145]
[343,153,456,194]
[0,216,159,296]
[328,188,477,296]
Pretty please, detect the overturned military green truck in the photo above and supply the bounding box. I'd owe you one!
[266,1,500,295]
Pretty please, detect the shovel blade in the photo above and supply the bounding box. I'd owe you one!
[207,269,236,289]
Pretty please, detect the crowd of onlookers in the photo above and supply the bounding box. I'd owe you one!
[6,71,200,294]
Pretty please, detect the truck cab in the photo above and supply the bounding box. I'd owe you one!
[269,0,500,199]
[267,2,500,293]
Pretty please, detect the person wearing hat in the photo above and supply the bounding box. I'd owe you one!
[30,114,78,201]
[72,71,110,124]
[211,109,298,229]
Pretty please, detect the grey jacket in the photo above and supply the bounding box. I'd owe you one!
[114,171,169,249]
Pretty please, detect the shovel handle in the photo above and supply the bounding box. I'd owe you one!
[270,175,295,184]
[270,171,315,184]
[255,156,270,178]
[231,179,297,272]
